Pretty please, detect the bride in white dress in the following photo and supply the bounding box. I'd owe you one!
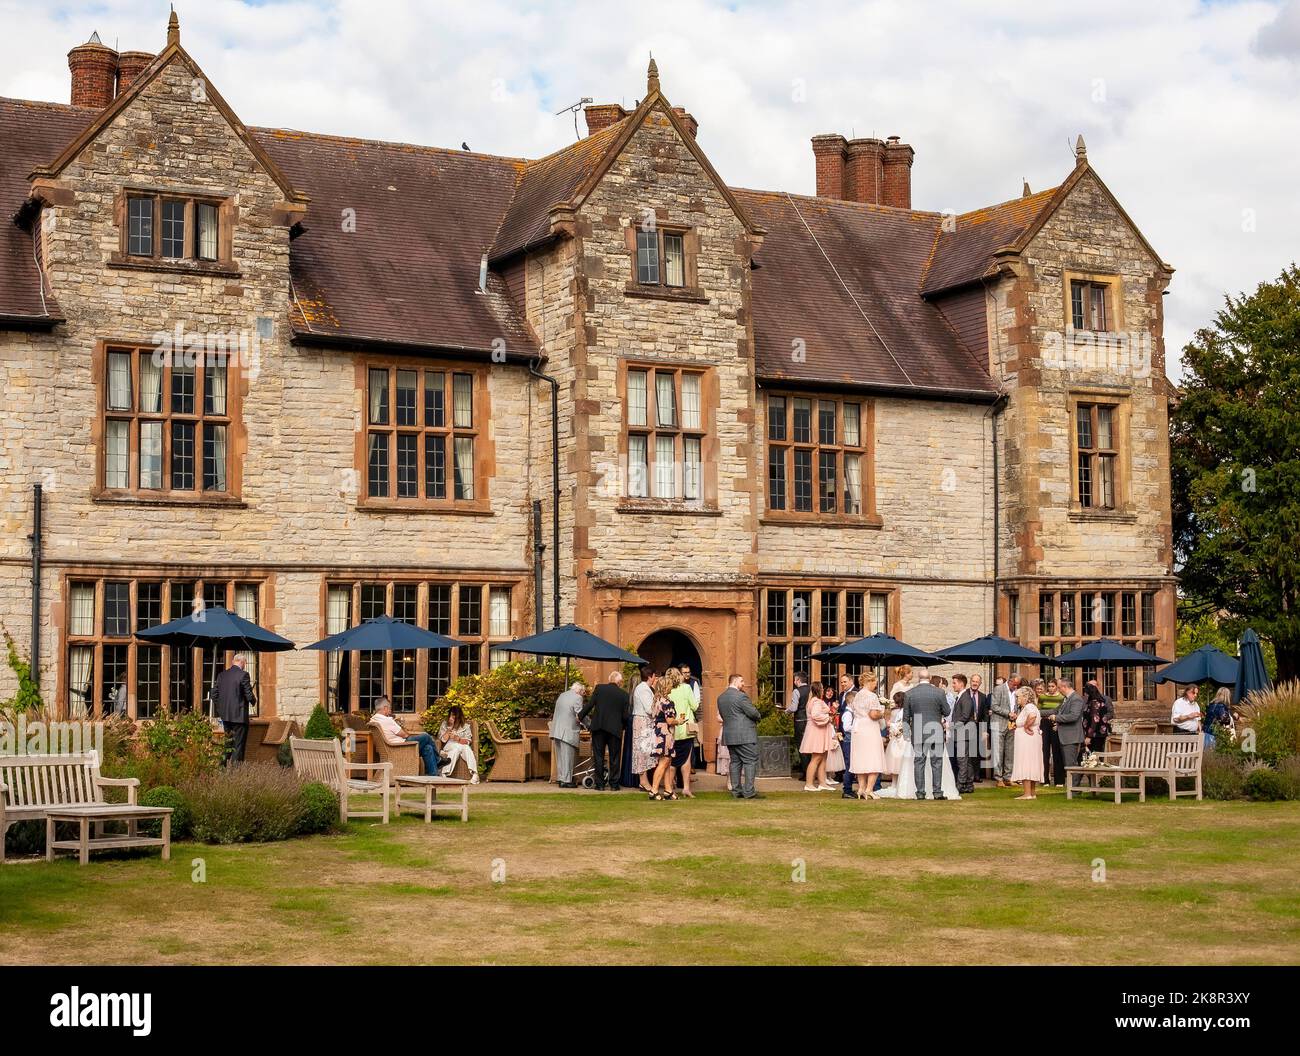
[877,683,962,800]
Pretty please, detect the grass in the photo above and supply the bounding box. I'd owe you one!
[2,786,1298,965]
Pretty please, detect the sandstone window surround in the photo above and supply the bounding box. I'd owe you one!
[110,186,238,275]
[320,577,517,714]
[1067,388,1133,521]
[356,360,494,516]
[93,342,244,507]
[59,574,268,721]
[761,391,881,528]
[622,222,708,304]
[616,360,720,514]
[759,583,895,696]
[1033,586,1161,703]
[1063,269,1124,334]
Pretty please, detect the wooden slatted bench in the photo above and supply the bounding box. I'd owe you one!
[0,752,142,862]
[1066,734,1204,803]
[290,736,391,824]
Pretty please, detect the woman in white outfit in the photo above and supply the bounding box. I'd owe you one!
[436,705,480,784]
[883,689,907,778]
[849,671,886,799]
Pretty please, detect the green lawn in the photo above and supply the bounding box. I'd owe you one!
[2,786,1298,965]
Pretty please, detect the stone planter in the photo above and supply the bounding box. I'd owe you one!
[757,734,792,778]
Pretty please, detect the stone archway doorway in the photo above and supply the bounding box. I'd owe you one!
[636,628,704,684]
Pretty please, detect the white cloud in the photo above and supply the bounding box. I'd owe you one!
[3,0,1297,378]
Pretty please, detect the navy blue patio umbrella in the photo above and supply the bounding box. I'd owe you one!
[810,633,946,667]
[1150,645,1239,688]
[502,623,644,684]
[302,614,463,652]
[135,605,296,653]
[1233,629,1272,704]
[1051,638,1170,668]
[935,634,1053,666]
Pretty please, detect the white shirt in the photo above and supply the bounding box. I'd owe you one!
[632,681,655,719]
[841,702,855,733]
[371,712,407,746]
[1171,697,1201,733]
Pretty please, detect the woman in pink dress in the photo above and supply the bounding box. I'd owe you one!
[800,691,836,791]
[849,671,887,799]
[1010,685,1044,799]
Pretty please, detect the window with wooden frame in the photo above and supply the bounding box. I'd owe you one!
[119,190,228,266]
[99,344,236,499]
[362,364,486,509]
[758,585,891,697]
[765,393,872,521]
[1034,587,1160,703]
[323,579,515,713]
[1074,401,1118,510]
[63,576,264,720]
[633,224,691,289]
[624,365,708,502]
[1069,278,1112,332]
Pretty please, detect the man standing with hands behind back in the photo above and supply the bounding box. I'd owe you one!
[213,653,256,765]
[718,674,762,800]
[580,671,630,790]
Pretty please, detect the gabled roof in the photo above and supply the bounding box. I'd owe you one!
[739,190,997,396]
[920,187,1058,296]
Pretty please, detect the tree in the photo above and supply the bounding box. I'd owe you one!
[1171,263,1300,682]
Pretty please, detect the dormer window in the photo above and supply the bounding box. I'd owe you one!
[117,190,230,270]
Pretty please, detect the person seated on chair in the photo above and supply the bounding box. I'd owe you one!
[372,696,445,776]
[435,704,479,783]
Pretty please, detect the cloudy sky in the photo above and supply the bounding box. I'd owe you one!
[3,0,1298,378]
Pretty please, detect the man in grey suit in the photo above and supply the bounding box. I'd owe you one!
[989,675,1020,786]
[902,679,950,800]
[717,673,762,799]
[549,681,587,788]
[1053,675,1086,772]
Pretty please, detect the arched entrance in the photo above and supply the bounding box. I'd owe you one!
[636,628,704,684]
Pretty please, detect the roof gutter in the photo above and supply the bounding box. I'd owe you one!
[289,329,539,365]
[754,374,1000,405]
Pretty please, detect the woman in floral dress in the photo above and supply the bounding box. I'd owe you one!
[648,668,681,800]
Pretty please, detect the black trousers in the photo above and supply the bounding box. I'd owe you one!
[590,729,622,788]
[794,716,810,773]
[225,721,249,765]
[1042,723,1065,784]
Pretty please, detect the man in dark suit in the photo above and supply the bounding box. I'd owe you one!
[1053,675,1087,775]
[967,673,988,781]
[950,673,979,794]
[902,679,950,800]
[786,672,812,774]
[717,673,762,799]
[579,671,630,790]
[213,653,256,765]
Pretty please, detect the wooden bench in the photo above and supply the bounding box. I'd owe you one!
[1,752,140,863]
[1066,734,1204,802]
[290,736,392,824]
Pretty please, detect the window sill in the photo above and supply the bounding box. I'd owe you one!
[760,513,883,530]
[1068,508,1137,524]
[108,254,241,279]
[356,502,494,517]
[616,499,721,517]
[623,283,710,305]
[92,491,247,509]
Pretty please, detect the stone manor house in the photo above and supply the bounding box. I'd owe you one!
[0,16,1178,752]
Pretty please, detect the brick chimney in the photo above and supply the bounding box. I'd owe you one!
[811,134,847,199]
[882,136,914,209]
[672,107,698,138]
[68,33,118,108]
[845,138,885,205]
[584,103,628,136]
[116,51,154,95]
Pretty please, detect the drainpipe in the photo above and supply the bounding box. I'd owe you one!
[29,483,42,680]
[532,500,545,634]
[528,358,561,629]
[989,393,1008,633]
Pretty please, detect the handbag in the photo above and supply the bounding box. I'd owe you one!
[691,740,706,769]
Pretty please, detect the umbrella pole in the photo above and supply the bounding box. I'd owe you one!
[565,655,571,688]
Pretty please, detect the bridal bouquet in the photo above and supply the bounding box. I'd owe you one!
[1081,751,1107,769]
[887,720,904,741]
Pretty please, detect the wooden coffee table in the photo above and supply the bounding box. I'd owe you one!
[394,775,470,823]
[45,804,173,865]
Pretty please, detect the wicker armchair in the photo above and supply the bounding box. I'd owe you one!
[486,720,530,782]
[369,721,420,785]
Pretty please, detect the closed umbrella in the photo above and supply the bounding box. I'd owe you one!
[1150,645,1239,687]
[135,605,295,653]
[502,623,644,683]
[302,615,462,652]
[811,632,946,667]
[1233,629,1272,704]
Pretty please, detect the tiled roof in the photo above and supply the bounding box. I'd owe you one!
[253,129,538,358]
[0,98,95,322]
[920,188,1058,296]
[737,190,998,395]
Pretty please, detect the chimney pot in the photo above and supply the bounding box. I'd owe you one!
[671,107,698,138]
[68,37,118,109]
[881,138,915,209]
[116,51,154,95]
[811,133,848,200]
[845,137,885,205]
